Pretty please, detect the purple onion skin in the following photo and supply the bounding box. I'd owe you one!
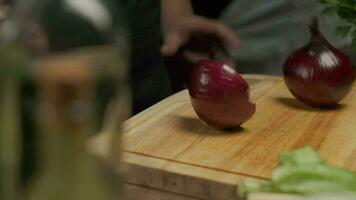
[188,60,256,129]
[283,20,356,107]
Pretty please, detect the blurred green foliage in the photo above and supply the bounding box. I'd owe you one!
[321,0,356,46]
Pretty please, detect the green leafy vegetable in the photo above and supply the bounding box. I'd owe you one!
[336,25,353,38]
[321,0,356,43]
[238,146,356,198]
[278,146,325,166]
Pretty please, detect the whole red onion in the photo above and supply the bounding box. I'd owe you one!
[283,19,355,107]
[188,60,255,129]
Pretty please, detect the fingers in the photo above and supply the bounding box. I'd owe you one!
[183,50,236,68]
[213,22,239,48]
[187,16,239,48]
[161,30,186,56]
[183,50,209,64]
[219,56,236,68]
[161,15,239,58]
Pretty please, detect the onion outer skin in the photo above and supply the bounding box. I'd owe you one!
[188,60,255,129]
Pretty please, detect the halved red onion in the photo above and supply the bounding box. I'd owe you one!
[188,60,255,129]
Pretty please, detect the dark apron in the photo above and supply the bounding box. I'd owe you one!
[121,0,172,114]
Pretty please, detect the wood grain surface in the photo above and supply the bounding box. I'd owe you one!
[118,75,356,200]
[122,184,199,200]
[246,193,304,200]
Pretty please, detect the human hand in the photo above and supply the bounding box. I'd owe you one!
[161,14,239,67]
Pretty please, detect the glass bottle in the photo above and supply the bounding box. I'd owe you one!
[0,2,25,200]
[10,0,130,199]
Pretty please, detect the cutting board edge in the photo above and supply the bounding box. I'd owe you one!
[122,151,253,200]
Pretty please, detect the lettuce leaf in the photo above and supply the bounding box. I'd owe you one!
[238,146,356,197]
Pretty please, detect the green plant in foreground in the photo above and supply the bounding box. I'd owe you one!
[238,146,356,198]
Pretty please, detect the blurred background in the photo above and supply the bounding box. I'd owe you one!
[167,0,355,93]
[1,0,129,199]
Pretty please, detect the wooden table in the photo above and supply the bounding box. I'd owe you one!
[95,75,356,200]
[121,184,308,200]
[121,184,199,200]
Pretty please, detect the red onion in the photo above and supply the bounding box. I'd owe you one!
[188,60,255,129]
[283,19,355,107]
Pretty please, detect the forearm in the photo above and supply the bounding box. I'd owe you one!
[160,0,193,24]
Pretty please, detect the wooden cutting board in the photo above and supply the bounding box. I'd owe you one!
[120,75,356,200]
